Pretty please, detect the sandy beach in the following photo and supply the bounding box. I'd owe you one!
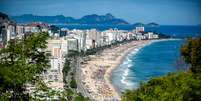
[80,40,157,101]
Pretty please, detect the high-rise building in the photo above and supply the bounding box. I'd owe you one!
[136,26,145,33]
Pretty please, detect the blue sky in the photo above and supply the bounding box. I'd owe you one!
[0,0,201,25]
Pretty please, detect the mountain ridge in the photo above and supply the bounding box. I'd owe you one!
[11,13,130,25]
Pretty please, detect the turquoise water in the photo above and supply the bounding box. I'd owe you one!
[111,39,185,92]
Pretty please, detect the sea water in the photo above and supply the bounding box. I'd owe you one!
[111,39,185,92]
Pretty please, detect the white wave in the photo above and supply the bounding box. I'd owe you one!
[126,56,132,62]
[120,68,134,86]
[122,61,129,66]
[127,64,133,68]
[128,48,141,57]
[135,48,139,51]
[121,76,126,84]
[121,57,132,67]
[130,48,139,54]
[119,46,144,87]
[123,68,129,76]
[121,77,134,86]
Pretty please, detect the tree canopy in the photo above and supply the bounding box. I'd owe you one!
[181,38,201,73]
[0,32,90,101]
[0,32,50,100]
[122,72,201,101]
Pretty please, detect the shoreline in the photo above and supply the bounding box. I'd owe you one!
[80,39,172,101]
[108,39,159,95]
[109,41,151,95]
[110,38,183,94]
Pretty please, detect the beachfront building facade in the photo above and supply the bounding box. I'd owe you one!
[101,29,136,45]
[66,36,79,51]
[85,29,102,49]
[127,32,135,40]
[102,29,116,45]
[71,29,87,52]
[135,33,146,40]
[146,32,159,39]
[135,26,145,33]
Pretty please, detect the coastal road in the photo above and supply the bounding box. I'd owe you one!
[75,56,94,100]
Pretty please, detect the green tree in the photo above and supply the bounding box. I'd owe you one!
[63,57,71,83]
[70,77,77,89]
[0,32,50,100]
[74,93,90,101]
[181,38,201,73]
[122,72,201,101]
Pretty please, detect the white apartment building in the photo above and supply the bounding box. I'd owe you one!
[136,26,145,33]
[127,32,135,40]
[66,36,79,51]
[16,25,24,35]
[72,30,87,52]
[101,29,131,45]
[135,33,146,40]
[102,30,115,45]
[24,25,43,33]
[43,38,68,90]
[144,32,159,39]
[6,24,16,42]
[16,25,25,39]
[85,29,102,49]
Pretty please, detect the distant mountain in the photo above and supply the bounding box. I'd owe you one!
[147,22,159,27]
[0,12,9,20]
[133,22,145,27]
[11,13,129,25]
[133,22,159,27]
[11,14,75,24]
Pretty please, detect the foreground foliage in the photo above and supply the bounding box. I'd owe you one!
[0,32,89,101]
[122,72,201,101]
[122,38,201,101]
[0,32,50,100]
[181,38,201,73]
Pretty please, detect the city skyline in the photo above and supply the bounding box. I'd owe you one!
[0,0,201,25]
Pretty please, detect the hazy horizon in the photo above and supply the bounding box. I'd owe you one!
[1,0,201,25]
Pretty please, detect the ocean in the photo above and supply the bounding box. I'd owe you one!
[111,39,185,92]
